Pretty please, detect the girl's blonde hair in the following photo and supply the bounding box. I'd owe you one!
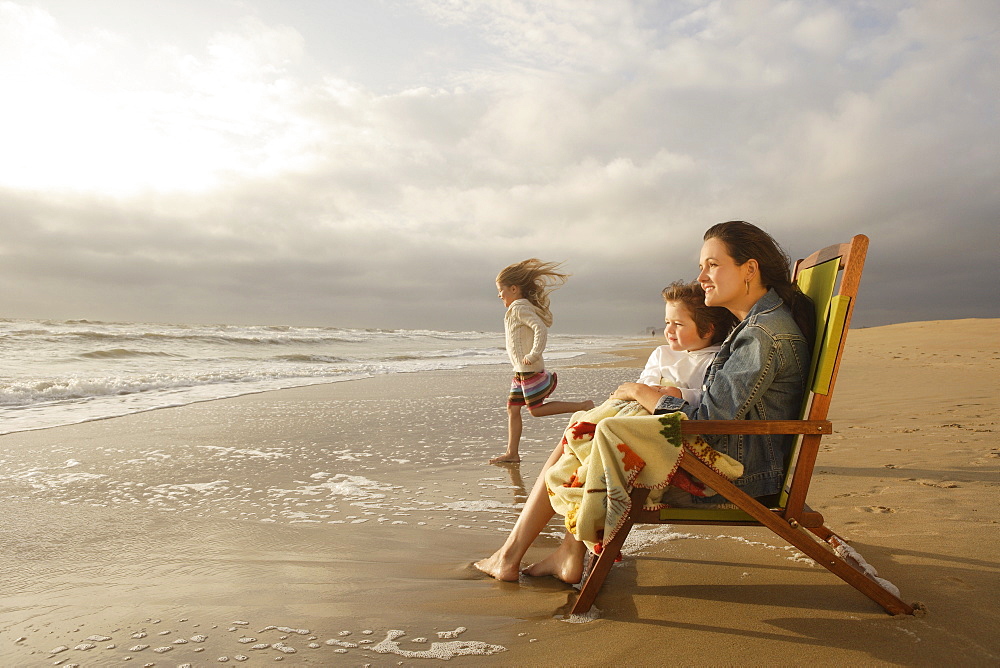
[497,258,568,327]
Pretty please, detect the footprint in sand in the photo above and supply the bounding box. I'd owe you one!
[860,505,895,513]
[937,575,974,590]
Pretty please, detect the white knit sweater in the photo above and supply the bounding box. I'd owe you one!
[504,298,548,372]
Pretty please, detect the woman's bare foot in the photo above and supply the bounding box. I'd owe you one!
[522,537,586,584]
[581,400,595,410]
[489,453,521,464]
[473,550,522,582]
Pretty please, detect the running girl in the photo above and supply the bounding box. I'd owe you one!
[492,259,594,464]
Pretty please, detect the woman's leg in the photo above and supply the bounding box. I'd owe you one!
[490,404,523,463]
[521,531,587,584]
[475,441,564,580]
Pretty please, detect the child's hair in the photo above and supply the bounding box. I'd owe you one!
[661,280,737,345]
[496,258,569,327]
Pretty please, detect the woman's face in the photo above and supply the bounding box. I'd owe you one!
[697,237,745,311]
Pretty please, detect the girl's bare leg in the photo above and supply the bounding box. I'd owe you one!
[490,404,523,463]
[527,399,594,418]
[491,400,594,463]
[475,442,563,580]
[522,532,587,584]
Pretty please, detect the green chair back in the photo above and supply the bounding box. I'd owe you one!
[660,254,850,521]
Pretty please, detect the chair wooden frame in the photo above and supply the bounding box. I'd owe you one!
[572,234,918,617]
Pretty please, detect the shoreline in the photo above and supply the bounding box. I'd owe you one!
[567,341,660,369]
[1,345,644,439]
[2,322,998,666]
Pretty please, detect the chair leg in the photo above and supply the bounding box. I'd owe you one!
[809,525,917,608]
[571,487,650,615]
[573,457,917,616]
[679,456,915,616]
[782,524,914,615]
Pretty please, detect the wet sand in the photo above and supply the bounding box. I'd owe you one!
[2,320,998,666]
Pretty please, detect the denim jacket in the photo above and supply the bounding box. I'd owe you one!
[655,289,810,500]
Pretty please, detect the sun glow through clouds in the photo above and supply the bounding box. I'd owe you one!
[0,4,319,195]
[0,0,996,330]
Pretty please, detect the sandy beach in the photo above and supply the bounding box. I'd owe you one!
[2,319,998,667]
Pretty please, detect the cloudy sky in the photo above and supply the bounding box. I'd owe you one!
[1,0,997,334]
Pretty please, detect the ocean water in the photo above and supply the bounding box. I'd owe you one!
[0,318,620,435]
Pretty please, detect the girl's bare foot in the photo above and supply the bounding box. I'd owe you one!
[474,550,522,581]
[522,538,586,584]
[489,453,521,464]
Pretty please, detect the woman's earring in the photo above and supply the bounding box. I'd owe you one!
[745,279,750,295]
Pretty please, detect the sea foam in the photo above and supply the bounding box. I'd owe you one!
[1,317,614,435]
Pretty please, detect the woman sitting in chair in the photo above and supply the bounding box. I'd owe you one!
[474,220,814,584]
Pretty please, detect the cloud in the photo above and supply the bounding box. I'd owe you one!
[0,0,997,332]
[0,5,321,194]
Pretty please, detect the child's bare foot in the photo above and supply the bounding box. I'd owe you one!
[474,550,522,582]
[489,453,521,464]
[522,539,586,584]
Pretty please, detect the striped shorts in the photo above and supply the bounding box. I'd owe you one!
[508,370,558,408]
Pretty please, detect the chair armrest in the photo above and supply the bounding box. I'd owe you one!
[679,420,832,435]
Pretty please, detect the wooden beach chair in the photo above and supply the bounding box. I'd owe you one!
[572,234,920,617]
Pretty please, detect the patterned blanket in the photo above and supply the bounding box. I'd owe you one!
[545,399,744,553]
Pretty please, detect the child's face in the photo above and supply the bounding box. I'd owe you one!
[497,282,520,307]
[663,301,713,352]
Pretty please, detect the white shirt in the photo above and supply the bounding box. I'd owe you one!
[636,344,721,408]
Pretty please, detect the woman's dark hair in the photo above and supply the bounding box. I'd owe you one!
[703,221,815,347]
[661,280,737,345]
